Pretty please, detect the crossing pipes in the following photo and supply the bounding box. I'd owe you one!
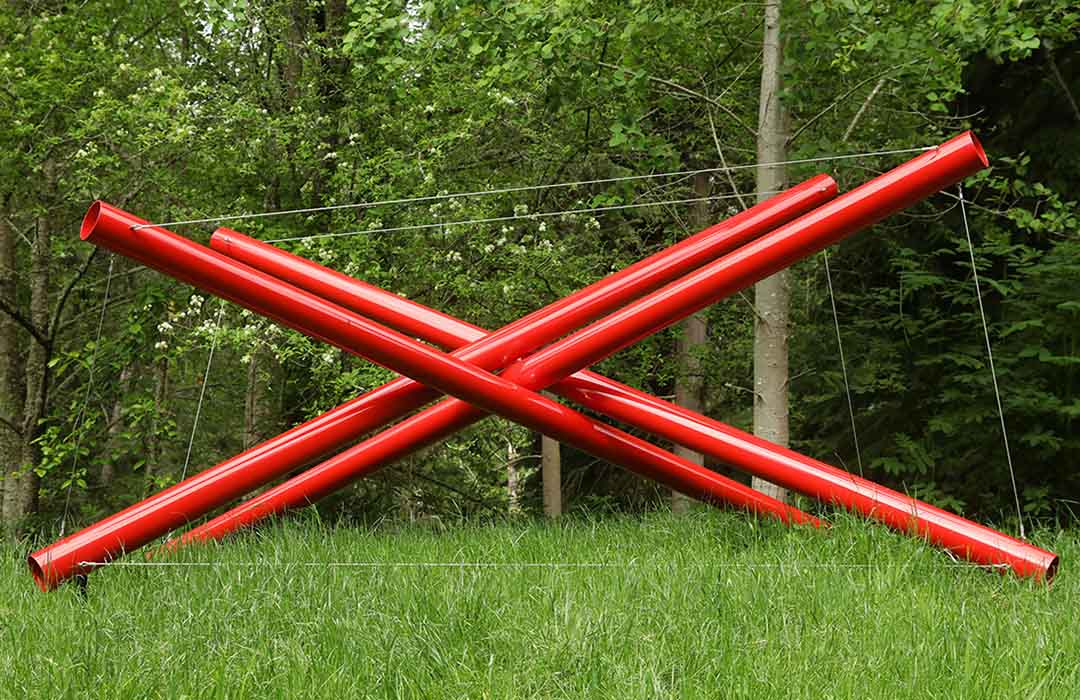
[183,132,1057,582]
[29,130,1058,590]
[207,213,1058,581]
[29,177,833,590]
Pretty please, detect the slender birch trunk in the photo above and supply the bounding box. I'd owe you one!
[752,0,791,502]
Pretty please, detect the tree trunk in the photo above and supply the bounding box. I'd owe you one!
[101,258,133,488]
[538,391,562,518]
[144,357,170,493]
[506,433,520,516]
[1045,45,1080,125]
[0,192,23,532]
[243,348,280,450]
[751,0,790,502]
[281,0,306,202]
[541,434,561,518]
[243,355,259,450]
[672,172,711,514]
[5,174,53,531]
[100,364,133,488]
[284,2,304,104]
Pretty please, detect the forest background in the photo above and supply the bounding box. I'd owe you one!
[1,0,1078,539]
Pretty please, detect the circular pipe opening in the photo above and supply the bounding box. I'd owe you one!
[1045,555,1060,584]
[80,201,102,242]
[27,553,50,592]
[966,132,989,168]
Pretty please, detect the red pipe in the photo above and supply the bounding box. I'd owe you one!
[29,180,832,590]
[210,220,1059,581]
[185,133,1056,581]
[554,376,1058,580]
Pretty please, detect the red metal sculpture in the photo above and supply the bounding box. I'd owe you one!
[28,131,1059,592]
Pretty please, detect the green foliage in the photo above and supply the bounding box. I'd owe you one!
[792,159,1079,520]
[1,0,1078,532]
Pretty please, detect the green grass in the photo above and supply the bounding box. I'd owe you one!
[1,511,1076,699]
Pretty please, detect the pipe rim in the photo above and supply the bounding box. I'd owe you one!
[27,553,50,592]
[1045,554,1060,584]
[81,201,103,242]
[966,131,989,168]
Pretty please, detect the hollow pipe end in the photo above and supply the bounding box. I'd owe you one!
[80,201,103,242]
[963,131,989,169]
[26,552,54,592]
[1043,554,1060,584]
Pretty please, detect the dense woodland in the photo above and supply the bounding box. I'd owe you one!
[1,0,1078,540]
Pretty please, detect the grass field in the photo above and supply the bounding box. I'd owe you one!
[1,511,1076,699]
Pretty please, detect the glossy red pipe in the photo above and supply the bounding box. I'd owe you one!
[210,218,1059,581]
[554,377,1058,580]
[29,181,832,591]
[185,133,1055,581]
[430,132,1055,580]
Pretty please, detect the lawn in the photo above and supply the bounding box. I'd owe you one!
[1,511,1075,699]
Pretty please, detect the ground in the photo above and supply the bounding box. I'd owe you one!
[1,511,1076,699]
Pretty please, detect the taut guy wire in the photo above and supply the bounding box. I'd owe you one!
[132,146,936,230]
